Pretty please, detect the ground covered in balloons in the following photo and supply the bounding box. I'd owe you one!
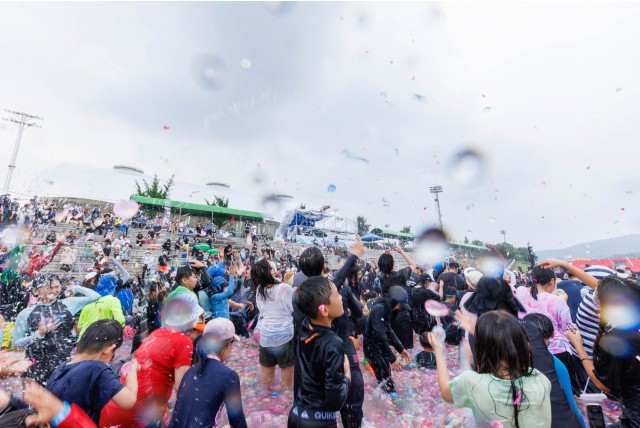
[1,338,622,427]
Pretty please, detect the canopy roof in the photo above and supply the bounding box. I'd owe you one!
[379,228,416,239]
[450,241,489,250]
[130,195,273,220]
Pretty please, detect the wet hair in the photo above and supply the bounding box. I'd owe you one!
[157,290,168,304]
[76,319,124,354]
[522,313,554,340]
[475,311,534,428]
[296,276,333,319]
[378,253,394,275]
[419,332,432,349]
[530,267,556,300]
[444,285,458,298]
[251,258,279,301]
[175,266,195,286]
[298,247,325,276]
[363,290,379,301]
[33,274,60,289]
[464,277,525,317]
[448,261,461,271]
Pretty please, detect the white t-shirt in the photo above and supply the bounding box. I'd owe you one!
[256,282,294,348]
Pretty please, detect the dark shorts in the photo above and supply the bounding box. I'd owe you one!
[259,339,295,369]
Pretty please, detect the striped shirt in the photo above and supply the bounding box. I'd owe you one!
[570,290,600,357]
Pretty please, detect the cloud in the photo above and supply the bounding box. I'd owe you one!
[1,2,640,249]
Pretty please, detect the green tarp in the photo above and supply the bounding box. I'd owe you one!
[129,195,273,220]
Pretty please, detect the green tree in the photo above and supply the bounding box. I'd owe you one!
[400,225,412,234]
[494,242,517,259]
[357,216,371,236]
[205,195,229,207]
[464,236,470,244]
[370,227,383,236]
[134,173,175,216]
[471,239,485,247]
[205,195,232,230]
[299,203,306,209]
[135,174,175,199]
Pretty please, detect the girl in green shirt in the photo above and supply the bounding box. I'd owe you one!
[430,310,552,428]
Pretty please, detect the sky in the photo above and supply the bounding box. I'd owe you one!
[1,1,640,250]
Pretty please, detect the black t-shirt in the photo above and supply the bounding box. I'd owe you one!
[379,267,413,294]
[594,328,640,426]
[438,271,467,291]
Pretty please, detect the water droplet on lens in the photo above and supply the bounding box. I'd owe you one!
[616,87,623,93]
[261,194,282,215]
[478,256,504,279]
[448,149,486,187]
[415,228,450,266]
[240,58,252,69]
[483,106,492,112]
[192,54,227,91]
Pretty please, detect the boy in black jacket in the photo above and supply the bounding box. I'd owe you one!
[289,276,351,428]
[362,286,412,396]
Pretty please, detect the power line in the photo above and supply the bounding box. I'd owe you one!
[2,109,43,195]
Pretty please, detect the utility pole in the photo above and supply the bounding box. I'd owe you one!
[500,229,507,243]
[430,185,443,229]
[2,110,43,195]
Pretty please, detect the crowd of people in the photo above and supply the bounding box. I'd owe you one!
[0,195,638,428]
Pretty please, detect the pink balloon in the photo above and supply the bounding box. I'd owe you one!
[113,200,139,220]
[424,300,450,317]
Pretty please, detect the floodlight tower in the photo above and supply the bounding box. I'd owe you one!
[430,185,443,229]
[2,110,43,195]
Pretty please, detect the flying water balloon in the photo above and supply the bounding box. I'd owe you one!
[327,184,337,193]
[425,300,450,317]
[113,200,139,220]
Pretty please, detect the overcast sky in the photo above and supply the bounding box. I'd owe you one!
[1,1,639,250]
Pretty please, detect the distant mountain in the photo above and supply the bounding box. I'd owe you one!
[537,234,640,260]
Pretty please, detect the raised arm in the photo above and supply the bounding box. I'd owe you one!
[109,258,131,283]
[394,245,416,270]
[539,259,599,290]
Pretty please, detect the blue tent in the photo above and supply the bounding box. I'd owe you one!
[361,233,384,242]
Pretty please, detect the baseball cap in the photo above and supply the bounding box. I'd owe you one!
[84,272,98,281]
[466,270,483,287]
[203,318,240,342]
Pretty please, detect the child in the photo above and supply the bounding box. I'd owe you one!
[289,276,351,427]
[415,333,436,369]
[146,284,161,334]
[77,274,125,338]
[169,318,247,428]
[362,286,412,395]
[45,319,139,425]
[430,310,552,428]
